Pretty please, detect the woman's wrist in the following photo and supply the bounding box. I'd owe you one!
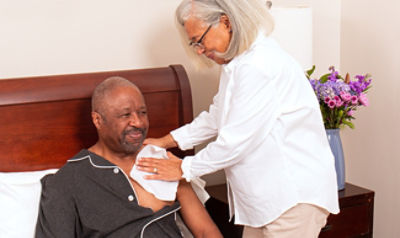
[164,133,178,148]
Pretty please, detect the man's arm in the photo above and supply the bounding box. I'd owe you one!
[176,181,223,238]
[35,174,77,237]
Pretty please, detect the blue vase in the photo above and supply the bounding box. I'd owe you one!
[326,129,345,190]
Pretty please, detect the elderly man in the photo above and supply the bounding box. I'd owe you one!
[35,77,222,238]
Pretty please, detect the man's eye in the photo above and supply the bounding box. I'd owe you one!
[122,113,131,118]
[140,111,147,115]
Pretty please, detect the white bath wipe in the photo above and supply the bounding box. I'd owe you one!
[131,145,211,203]
[131,145,178,201]
[190,177,210,205]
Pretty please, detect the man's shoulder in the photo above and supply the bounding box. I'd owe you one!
[42,150,91,184]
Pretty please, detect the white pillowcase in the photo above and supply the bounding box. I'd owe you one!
[0,169,58,238]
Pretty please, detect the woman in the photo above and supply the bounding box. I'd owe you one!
[137,0,339,237]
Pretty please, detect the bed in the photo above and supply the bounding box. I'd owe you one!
[0,65,193,172]
[0,65,242,238]
[0,65,195,237]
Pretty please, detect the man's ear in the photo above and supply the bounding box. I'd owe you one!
[219,14,231,31]
[91,111,102,130]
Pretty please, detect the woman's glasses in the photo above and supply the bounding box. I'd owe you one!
[189,24,212,51]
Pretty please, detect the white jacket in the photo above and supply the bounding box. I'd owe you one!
[171,33,339,227]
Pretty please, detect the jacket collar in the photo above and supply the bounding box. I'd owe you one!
[223,31,268,73]
[68,149,117,168]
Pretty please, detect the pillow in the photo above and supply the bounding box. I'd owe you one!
[0,169,58,238]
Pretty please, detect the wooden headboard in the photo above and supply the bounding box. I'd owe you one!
[0,65,193,172]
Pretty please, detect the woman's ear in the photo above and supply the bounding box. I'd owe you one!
[219,14,231,31]
[91,111,102,130]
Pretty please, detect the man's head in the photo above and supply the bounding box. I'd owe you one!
[91,76,149,155]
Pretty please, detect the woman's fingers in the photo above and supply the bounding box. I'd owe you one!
[136,155,183,181]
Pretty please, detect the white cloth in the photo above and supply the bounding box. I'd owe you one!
[131,145,178,201]
[171,33,340,227]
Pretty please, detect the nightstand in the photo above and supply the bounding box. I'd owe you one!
[205,183,374,238]
[320,183,374,237]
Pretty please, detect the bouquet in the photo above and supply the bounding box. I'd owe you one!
[306,66,372,129]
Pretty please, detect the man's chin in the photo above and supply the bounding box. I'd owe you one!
[122,140,143,154]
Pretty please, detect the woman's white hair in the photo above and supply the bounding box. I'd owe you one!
[175,0,274,67]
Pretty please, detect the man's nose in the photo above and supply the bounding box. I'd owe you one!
[128,113,144,127]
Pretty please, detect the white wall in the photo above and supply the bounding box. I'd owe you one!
[0,0,223,183]
[0,0,323,185]
[341,0,400,237]
[0,0,220,117]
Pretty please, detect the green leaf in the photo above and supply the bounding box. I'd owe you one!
[306,65,316,79]
[342,119,355,129]
[338,110,344,118]
[319,73,331,83]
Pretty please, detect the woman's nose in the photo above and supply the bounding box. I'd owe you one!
[196,47,205,55]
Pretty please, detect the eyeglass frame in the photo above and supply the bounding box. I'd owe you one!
[188,24,213,51]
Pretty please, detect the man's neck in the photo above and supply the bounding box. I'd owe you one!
[88,142,139,175]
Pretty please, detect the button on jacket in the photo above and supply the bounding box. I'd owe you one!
[35,150,182,238]
[171,34,340,227]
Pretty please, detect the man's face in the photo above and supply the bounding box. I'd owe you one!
[98,86,149,155]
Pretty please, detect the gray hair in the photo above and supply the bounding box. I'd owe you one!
[175,0,274,67]
[91,76,139,117]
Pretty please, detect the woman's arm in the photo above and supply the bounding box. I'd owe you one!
[148,91,221,152]
[138,64,280,181]
[177,181,222,238]
[144,133,178,149]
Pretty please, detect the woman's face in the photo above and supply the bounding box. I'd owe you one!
[184,15,232,64]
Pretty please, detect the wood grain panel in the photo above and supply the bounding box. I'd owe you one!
[0,65,193,172]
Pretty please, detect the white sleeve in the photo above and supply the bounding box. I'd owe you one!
[181,64,281,180]
[171,93,220,151]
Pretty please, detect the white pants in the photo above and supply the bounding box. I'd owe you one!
[242,203,329,238]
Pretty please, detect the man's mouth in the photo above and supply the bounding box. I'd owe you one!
[124,128,144,141]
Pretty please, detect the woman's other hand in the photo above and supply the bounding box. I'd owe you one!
[144,133,178,149]
[136,151,183,181]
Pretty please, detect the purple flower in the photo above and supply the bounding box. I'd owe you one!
[306,66,372,129]
[349,74,372,94]
[349,81,364,94]
[355,75,365,81]
[347,110,354,116]
[336,98,344,107]
[351,95,358,105]
[328,100,336,109]
[309,79,319,91]
[340,91,351,101]
[359,93,369,106]
[328,71,339,82]
[335,82,351,94]
[318,82,336,99]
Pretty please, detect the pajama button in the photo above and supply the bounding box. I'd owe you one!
[113,168,119,174]
[128,195,134,201]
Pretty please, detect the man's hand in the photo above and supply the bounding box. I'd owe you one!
[136,151,183,181]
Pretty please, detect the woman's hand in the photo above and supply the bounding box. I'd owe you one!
[136,151,183,181]
[143,133,178,149]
